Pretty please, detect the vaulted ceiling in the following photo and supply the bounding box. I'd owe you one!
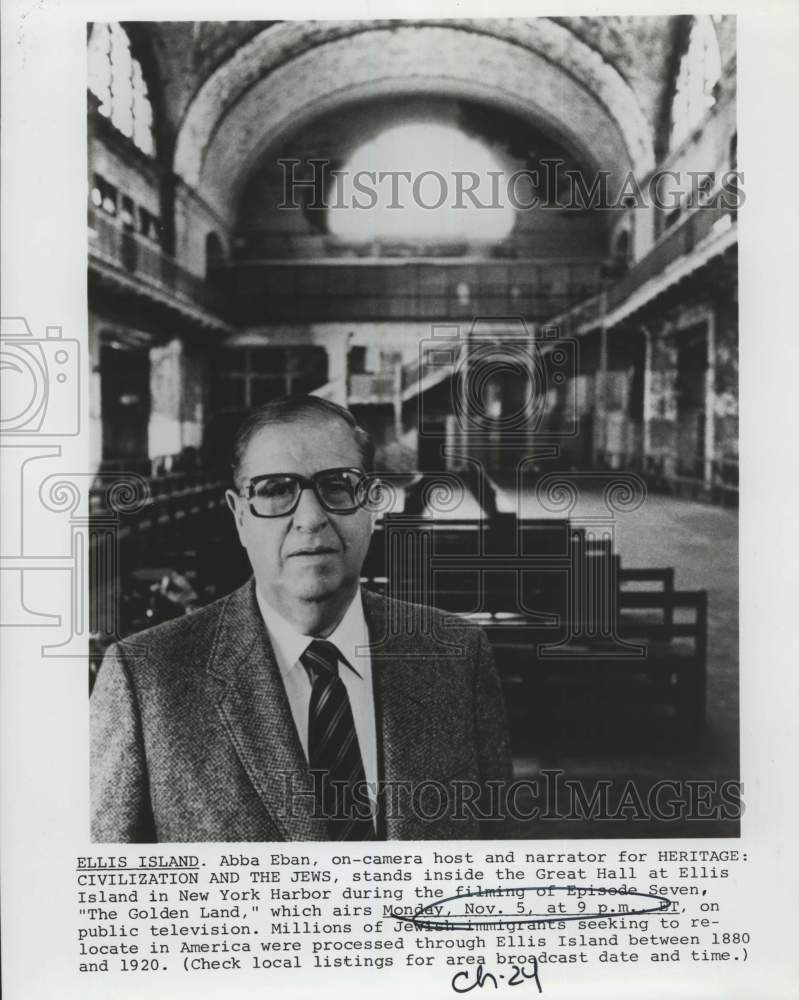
[122,17,736,222]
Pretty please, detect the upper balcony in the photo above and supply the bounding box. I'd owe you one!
[219,257,606,325]
[88,208,232,332]
[607,199,735,315]
[548,199,737,335]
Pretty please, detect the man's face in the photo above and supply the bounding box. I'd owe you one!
[226,416,375,621]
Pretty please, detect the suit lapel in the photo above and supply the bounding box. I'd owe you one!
[208,580,327,841]
[208,585,464,841]
[363,590,448,839]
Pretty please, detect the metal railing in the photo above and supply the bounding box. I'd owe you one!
[225,258,605,323]
[234,232,607,262]
[88,209,229,318]
[547,203,735,334]
[606,201,732,313]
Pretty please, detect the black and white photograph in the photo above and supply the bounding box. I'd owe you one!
[3,4,799,999]
[85,16,739,842]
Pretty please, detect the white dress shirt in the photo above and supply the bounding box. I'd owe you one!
[255,587,378,815]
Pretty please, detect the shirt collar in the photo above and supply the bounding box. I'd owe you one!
[255,586,369,681]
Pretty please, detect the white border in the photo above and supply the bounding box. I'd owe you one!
[2,2,798,997]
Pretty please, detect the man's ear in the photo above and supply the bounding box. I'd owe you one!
[225,489,246,539]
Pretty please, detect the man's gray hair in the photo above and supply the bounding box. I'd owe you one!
[231,394,375,488]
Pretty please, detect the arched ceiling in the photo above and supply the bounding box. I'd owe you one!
[238,94,587,191]
[172,20,659,222]
[234,94,603,252]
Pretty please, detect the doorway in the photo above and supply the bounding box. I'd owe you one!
[675,322,708,480]
[100,341,150,464]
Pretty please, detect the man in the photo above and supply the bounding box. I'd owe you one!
[91,395,512,842]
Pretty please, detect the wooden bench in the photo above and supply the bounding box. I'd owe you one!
[483,583,706,748]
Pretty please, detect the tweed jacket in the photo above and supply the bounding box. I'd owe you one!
[90,580,512,842]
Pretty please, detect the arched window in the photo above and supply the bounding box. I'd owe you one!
[670,17,722,150]
[88,23,155,156]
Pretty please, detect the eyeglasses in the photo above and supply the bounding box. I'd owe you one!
[240,467,369,518]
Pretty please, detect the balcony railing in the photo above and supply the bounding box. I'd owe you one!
[88,209,229,319]
[348,372,397,403]
[548,202,736,334]
[233,232,604,262]
[225,258,605,323]
[606,201,733,314]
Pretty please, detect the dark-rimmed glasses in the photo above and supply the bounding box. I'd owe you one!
[239,467,369,518]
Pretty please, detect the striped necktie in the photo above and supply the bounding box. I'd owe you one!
[301,639,375,841]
